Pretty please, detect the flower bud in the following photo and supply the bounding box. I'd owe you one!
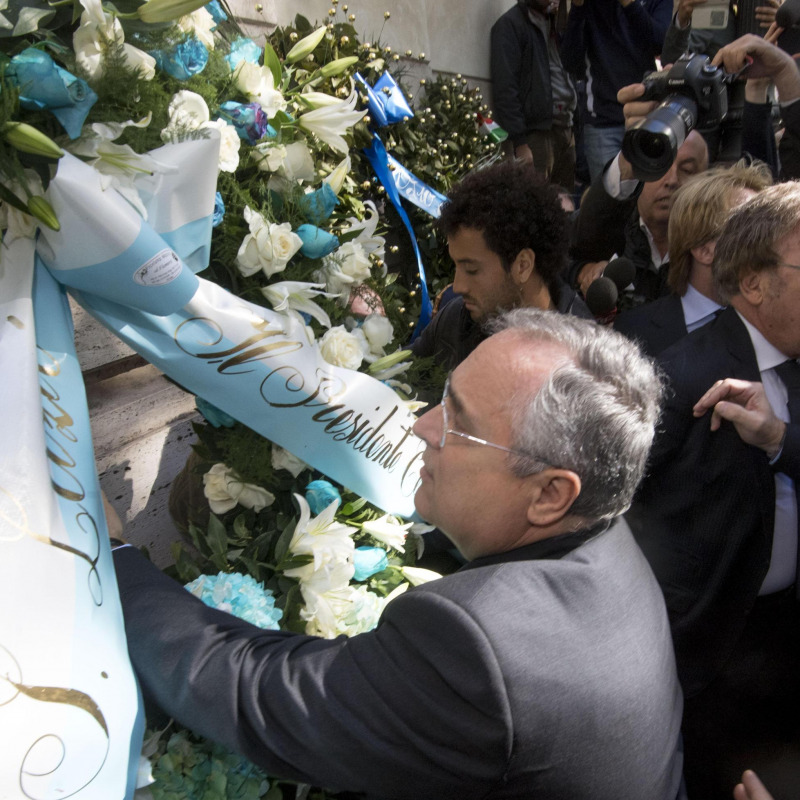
[3,122,63,159]
[318,56,358,78]
[285,26,327,63]
[26,196,60,231]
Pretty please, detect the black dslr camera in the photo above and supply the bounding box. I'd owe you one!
[621,53,730,181]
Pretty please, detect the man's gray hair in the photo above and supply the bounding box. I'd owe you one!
[488,309,664,523]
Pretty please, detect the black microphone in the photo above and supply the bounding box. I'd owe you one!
[585,276,619,322]
[777,0,800,30]
[603,256,636,292]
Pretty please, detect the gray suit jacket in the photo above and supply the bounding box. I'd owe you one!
[115,519,683,799]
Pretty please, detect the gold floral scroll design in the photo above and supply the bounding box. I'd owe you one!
[0,487,104,605]
[0,644,110,799]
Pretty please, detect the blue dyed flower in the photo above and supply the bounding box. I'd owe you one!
[154,37,209,81]
[196,396,235,428]
[212,192,225,227]
[226,37,262,71]
[353,546,389,581]
[185,572,283,630]
[205,0,227,23]
[298,183,339,225]
[10,49,97,140]
[305,479,342,514]
[218,100,269,144]
[296,224,339,259]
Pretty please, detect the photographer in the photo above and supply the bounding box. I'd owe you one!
[568,95,709,304]
[712,32,800,178]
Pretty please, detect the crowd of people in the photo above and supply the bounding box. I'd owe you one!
[107,4,800,800]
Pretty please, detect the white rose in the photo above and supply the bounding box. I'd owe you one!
[202,463,238,514]
[177,7,215,50]
[233,61,287,116]
[203,118,240,173]
[361,314,394,353]
[228,477,275,513]
[319,326,365,370]
[322,241,372,296]
[236,209,302,278]
[253,143,287,174]
[269,221,303,268]
[271,445,308,477]
[162,90,209,140]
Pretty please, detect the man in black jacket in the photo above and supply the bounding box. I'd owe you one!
[490,0,577,187]
[412,160,592,371]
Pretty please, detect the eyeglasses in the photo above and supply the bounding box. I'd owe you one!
[438,375,521,454]
[777,262,800,272]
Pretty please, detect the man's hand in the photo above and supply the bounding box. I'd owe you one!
[102,491,126,542]
[693,378,786,457]
[515,143,534,165]
[577,260,608,296]
[733,770,775,800]
[618,83,660,130]
[676,0,708,28]
[755,0,781,29]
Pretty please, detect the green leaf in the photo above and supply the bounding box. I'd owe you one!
[273,516,296,562]
[206,513,230,558]
[262,42,282,88]
[232,513,249,540]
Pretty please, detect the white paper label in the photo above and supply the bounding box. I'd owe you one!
[133,248,183,286]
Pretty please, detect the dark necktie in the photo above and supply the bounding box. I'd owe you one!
[774,359,800,425]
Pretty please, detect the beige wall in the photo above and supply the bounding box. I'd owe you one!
[229,0,513,95]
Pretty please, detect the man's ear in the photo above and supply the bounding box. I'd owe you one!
[525,469,582,527]
[738,269,767,307]
[510,248,536,286]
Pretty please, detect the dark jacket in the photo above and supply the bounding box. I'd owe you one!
[569,174,669,304]
[490,2,560,144]
[411,277,593,371]
[115,519,684,800]
[560,0,672,127]
[614,292,687,357]
[626,307,800,697]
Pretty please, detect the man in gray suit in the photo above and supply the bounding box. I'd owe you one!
[112,309,683,800]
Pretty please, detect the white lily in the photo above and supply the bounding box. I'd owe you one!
[66,116,171,218]
[287,495,357,578]
[297,91,345,110]
[261,281,336,328]
[342,200,385,257]
[0,0,12,29]
[360,514,412,553]
[73,0,155,80]
[233,61,287,117]
[298,86,366,154]
[323,155,351,196]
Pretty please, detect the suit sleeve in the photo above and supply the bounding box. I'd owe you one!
[114,548,512,800]
[661,19,690,65]
[773,423,800,482]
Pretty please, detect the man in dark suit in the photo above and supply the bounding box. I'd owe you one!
[113,310,683,800]
[614,161,771,356]
[627,182,800,799]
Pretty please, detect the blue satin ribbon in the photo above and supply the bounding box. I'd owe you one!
[362,133,432,338]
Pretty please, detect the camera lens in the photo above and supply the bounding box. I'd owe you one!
[621,95,698,182]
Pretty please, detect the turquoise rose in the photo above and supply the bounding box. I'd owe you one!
[298,183,339,225]
[296,224,339,259]
[305,479,341,514]
[154,37,209,80]
[10,49,97,139]
[226,37,262,71]
[205,0,227,23]
[213,192,225,227]
[353,546,389,581]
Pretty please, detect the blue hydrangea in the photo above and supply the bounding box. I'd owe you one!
[184,572,283,630]
[305,479,342,514]
[353,546,389,581]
